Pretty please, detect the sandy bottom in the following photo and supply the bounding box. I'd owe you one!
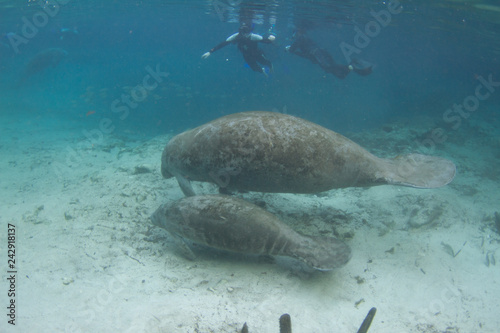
[1,112,499,333]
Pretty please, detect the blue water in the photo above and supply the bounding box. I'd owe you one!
[1,1,500,332]
[1,0,498,137]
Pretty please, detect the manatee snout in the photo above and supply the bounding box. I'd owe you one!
[150,204,169,228]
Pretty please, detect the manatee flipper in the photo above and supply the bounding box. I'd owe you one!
[170,232,196,260]
[175,175,196,197]
[383,153,456,188]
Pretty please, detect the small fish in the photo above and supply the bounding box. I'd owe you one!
[86,110,96,117]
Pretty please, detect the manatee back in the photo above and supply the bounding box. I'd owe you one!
[162,111,376,193]
[152,195,299,256]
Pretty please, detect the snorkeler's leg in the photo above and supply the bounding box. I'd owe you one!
[243,52,266,74]
[312,48,350,79]
[327,64,351,79]
[256,52,273,72]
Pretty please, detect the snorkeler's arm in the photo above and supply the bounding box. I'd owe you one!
[252,33,275,44]
[287,42,298,53]
[202,33,239,59]
[285,42,304,57]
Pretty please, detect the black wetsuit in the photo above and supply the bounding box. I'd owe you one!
[288,34,351,79]
[209,32,273,74]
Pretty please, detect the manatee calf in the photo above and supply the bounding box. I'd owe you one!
[151,194,351,270]
[161,111,456,196]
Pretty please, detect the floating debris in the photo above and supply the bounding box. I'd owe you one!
[486,251,496,267]
[441,241,467,258]
[441,242,455,257]
[355,298,365,308]
[132,164,152,175]
[62,277,74,285]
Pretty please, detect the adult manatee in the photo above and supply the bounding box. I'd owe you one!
[161,111,456,196]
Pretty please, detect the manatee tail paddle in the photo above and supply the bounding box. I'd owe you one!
[383,153,456,189]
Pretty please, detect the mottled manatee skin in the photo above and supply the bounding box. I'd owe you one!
[151,195,352,270]
[161,111,384,193]
[161,111,456,193]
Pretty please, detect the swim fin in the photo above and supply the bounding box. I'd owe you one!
[350,58,373,76]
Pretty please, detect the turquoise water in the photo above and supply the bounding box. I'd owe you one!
[1,1,499,332]
[1,0,498,134]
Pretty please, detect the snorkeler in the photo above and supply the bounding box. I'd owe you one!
[201,23,275,76]
[285,30,372,79]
